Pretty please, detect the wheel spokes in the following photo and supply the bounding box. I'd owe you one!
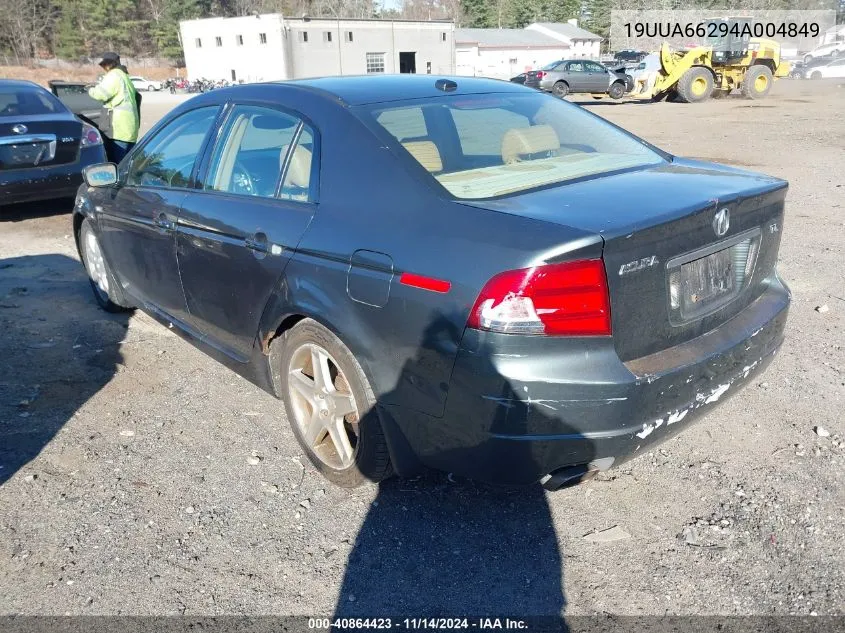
[289,369,317,404]
[329,392,356,418]
[310,346,334,393]
[304,410,327,446]
[326,418,354,465]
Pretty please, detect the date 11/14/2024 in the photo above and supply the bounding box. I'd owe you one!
[308,618,529,630]
[623,21,820,39]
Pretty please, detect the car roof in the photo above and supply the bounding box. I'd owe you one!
[281,75,528,106]
[0,79,46,90]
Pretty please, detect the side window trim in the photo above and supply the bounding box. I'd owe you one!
[275,120,304,198]
[193,101,235,191]
[121,104,224,192]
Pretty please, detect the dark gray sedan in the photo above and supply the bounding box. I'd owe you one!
[73,76,789,490]
[526,59,628,99]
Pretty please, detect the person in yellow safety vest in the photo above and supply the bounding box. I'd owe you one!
[88,52,139,163]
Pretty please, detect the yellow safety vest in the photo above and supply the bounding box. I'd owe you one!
[88,68,139,143]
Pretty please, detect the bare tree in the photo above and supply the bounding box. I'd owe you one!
[0,0,55,63]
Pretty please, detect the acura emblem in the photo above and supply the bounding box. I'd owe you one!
[11,124,27,135]
[713,208,730,237]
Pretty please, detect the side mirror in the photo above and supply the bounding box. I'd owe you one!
[83,163,118,187]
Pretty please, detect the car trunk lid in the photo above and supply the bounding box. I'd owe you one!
[0,118,81,170]
[458,158,788,361]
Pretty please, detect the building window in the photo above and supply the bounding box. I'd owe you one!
[324,31,332,43]
[236,34,243,46]
[259,33,267,44]
[299,31,308,43]
[509,57,517,64]
[195,38,202,48]
[345,31,353,43]
[441,32,447,42]
[366,52,385,73]
[215,36,222,47]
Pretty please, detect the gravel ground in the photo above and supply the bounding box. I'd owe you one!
[0,80,843,618]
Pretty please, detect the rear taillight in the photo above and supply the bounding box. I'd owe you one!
[80,123,103,147]
[536,71,546,79]
[467,259,611,336]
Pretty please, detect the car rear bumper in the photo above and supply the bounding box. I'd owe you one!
[390,275,789,485]
[0,145,106,206]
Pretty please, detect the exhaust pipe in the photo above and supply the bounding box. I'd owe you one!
[540,457,615,491]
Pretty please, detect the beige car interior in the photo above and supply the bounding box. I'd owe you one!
[279,143,312,200]
[501,125,561,164]
[401,140,443,173]
[211,114,250,192]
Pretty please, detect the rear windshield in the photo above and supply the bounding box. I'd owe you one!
[360,92,664,200]
[0,87,65,117]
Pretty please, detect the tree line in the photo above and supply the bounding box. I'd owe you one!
[0,0,841,64]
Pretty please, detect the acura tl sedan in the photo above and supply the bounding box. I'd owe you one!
[73,76,789,489]
[1,79,106,206]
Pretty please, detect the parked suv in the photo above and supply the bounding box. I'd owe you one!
[525,60,628,99]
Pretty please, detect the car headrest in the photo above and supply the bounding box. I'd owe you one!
[501,125,560,164]
[280,144,312,188]
[402,140,443,173]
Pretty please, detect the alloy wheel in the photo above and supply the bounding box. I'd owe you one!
[287,343,360,469]
[84,230,110,294]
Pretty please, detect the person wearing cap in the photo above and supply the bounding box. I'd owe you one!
[88,52,139,162]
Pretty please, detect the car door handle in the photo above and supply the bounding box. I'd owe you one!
[155,213,174,231]
[245,232,268,254]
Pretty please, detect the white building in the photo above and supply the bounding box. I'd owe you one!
[525,22,602,60]
[455,28,570,79]
[179,14,455,83]
[454,21,602,79]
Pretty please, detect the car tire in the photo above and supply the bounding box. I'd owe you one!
[741,65,773,99]
[78,218,133,313]
[675,66,714,103]
[608,81,625,99]
[273,318,393,488]
[811,71,823,80]
[146,85,155,92]
[552,81,569,98]
[803,54,813,64]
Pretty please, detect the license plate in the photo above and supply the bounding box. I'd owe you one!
[0,143,47,167]
[679,247,736,318]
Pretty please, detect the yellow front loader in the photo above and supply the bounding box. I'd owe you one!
[631,18,791,103]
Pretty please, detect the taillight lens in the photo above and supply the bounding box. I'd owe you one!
[467,259,611,336]
[80,123,103,147]
[536,71,546,79]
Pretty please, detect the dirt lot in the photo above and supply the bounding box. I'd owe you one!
[0,80,843,618]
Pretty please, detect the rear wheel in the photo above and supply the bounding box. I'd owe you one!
[273,319,393,488]
[803,54,813,64]
[811,71,822,80]
[675,67,714,103]
[608,81,625,99]
[552,81,569,98]
[78,218,133,313]
[741,65,773,99]
[146,85,155,92]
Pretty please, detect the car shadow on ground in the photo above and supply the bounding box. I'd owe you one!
[0,198,76,223]
[334,316,593,625]
[0,253,129,486]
